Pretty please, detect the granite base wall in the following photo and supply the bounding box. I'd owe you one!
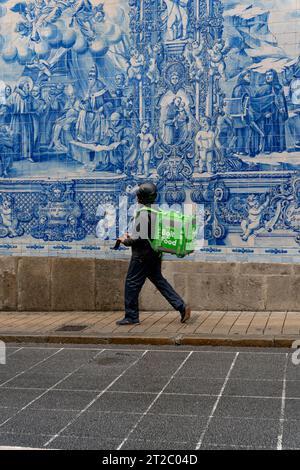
[0,257,298,312]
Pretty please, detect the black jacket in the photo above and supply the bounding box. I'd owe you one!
[123,204,160,260]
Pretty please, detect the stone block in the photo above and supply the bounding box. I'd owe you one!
[231,276,265,311]
[95,259,129,310]
[165,260,198,275]
[186,274,236,311]
[196,262,238,275]
[265,276,292,311]
[239,263,292,276]
[18,257,50,311]
[51,258,95,311]
[173,273,187,300]
[140,279,171,311]
[0,257,18,311]
[289,276,300,311]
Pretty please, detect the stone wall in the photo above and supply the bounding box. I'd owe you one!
[0,256,297,312]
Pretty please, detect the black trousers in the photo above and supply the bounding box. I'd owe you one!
[125,255,185,321]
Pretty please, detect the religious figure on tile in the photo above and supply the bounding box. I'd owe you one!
[162,0,189,41]
[76,65,113,144]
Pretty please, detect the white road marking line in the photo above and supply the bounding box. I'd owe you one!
[0,349,105,429]
[0,446,45,450]
[195,352,240,450]
[3,346,289,355]
[6,348,24,358]
[43,349,149,448]
[0,348,64,388]
[277,353,289,451]
[117,351,193,450]
[202,443,277,450]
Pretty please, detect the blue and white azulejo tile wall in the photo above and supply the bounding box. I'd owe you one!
[0,0,300,262]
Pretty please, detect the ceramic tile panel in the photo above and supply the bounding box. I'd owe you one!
[0,0,298,262]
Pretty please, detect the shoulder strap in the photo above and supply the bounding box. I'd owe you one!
[136,207,160,216]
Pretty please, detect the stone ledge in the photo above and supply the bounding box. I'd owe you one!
[0,256,298,312]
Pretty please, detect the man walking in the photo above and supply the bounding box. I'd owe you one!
[116,182,191,326]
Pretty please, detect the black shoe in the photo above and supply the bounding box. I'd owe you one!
[180,305,191,323]
[116,318,140,326]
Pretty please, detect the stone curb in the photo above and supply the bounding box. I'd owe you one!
[0,333,298,348]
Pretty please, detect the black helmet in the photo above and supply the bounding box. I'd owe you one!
[136,182,158,204]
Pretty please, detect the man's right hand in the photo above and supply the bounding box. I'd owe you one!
[118,233,130,244]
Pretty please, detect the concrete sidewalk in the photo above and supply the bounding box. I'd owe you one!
[0,310,299,347]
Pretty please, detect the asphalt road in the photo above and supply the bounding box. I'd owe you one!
[0,343,299,450]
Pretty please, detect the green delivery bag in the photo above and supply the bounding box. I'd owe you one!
[138,207,197,258]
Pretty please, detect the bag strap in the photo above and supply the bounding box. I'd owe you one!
[136,207,161,218]
[136,206,159,214]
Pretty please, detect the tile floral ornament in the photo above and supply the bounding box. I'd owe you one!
[0,0,299,261]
